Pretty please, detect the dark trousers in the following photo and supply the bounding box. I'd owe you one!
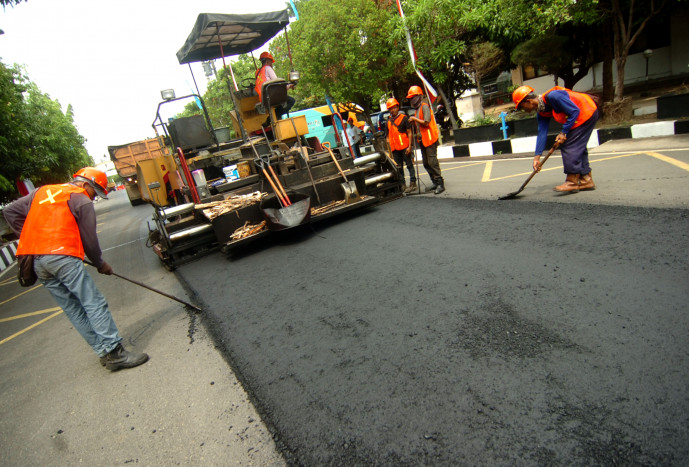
[392,149,416,182]
[276,96,296,120]
[561,110,599,174]
[420,141,443,183]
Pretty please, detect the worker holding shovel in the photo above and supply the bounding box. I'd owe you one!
[385,98,416,194]
[512,85,599,192]
[407,85,445,194]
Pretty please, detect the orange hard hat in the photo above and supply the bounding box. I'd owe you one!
[259,51,274,62]
[385,98,400,110]
[512,85,535,109]
[74,167,109,199]
[406,85,423,98]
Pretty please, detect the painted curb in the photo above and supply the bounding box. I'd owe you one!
[440,119,688,159]
[0,240,18,272]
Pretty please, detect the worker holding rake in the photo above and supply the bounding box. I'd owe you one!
[512,85,599,192]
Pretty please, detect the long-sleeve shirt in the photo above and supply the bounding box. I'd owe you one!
[535,90,581,156]
[2,183,105,267]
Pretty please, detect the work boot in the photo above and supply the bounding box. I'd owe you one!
[102,343,149,371]
[425,181,438,192]
[434,183,445,195]
[554,174,581,193]
[579,171,596,190]
[405,182,417,193]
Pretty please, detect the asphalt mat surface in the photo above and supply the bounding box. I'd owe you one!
[178,196,689,465]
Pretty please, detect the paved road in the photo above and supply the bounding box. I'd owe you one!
[0,191,283,466]
[177,136,689,464]
[1,135,687,465]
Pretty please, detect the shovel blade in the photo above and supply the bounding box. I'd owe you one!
[342,181,361,204]
[498,190,521,200]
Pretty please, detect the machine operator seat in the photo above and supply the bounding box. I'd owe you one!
[255,79,288,116]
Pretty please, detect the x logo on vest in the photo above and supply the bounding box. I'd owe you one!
[39,188,62,204]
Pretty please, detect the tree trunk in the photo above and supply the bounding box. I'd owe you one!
[610,0,667,102]
[601,19,614,103]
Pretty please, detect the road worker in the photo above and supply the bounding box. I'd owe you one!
[3,167,149,371]
[255,51,295,121]
[512,85,599,192]
[407,85,445,194]
[386,98,416,193]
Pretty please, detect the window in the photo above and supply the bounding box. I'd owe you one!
[522,65,549,81]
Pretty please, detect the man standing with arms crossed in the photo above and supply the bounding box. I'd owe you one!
[3,167,149,371]
[407,85,445,194]
[386,98,416,193]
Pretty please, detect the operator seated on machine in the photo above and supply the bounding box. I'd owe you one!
[255,51,295,124]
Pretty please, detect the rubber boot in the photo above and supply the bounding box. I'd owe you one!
[102,343,149,371]
[405,181,417,193]
[579,171,595,190]
[554,174,581,192]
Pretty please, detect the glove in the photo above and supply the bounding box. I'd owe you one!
[98,261,113,275]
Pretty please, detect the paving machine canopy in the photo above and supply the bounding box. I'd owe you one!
[176,10,291,64]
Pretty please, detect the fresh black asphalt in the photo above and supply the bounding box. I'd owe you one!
[178,196,689,465]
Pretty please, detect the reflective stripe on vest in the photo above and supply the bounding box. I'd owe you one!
[415,102,439,147]
[387,114,410,151]
[16,184,86,259]
[541,87,597,129]
[255,66,269,102]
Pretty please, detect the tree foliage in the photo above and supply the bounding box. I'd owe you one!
[0,62,92,203]
[286,0,403,112]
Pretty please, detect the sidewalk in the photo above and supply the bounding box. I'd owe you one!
[436,84,689,159]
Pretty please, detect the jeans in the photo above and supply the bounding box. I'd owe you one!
[34,255,122,357]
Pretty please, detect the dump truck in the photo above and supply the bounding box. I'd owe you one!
[108,138,166,205]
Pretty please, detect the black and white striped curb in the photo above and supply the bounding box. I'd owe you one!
[0,240,18,273]
[442,119,689,159]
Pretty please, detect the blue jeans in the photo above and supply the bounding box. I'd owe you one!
[34,255,122,357]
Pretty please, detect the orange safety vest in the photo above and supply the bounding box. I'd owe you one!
[16,184,86,259]
[255,65,270,102]
[540,86,597,129]
[387,114,410,151]
[415,102,439,147]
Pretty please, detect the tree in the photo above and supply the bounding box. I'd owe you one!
[287,0,403,113]
[0,0,25,8]
[0,62,92,202]
[511,25,597,90]
[466,42,505,111]
[176,54,259,137]
[607,0,669,101]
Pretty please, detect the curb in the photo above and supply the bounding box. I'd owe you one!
[440,119,689,159]
[0,240,18,273]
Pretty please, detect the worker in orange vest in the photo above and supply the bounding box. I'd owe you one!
[3,167,149,371]
[255,51,295,121]
[513,85,599,192]
[386,98,416,193]
[407,85,444,194]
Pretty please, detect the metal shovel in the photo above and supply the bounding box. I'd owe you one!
[498,142,559,200]
[323,142,361,204]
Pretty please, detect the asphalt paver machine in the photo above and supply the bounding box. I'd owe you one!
[144,9,403,269]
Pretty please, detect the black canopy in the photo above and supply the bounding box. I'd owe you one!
[176,10,290,64]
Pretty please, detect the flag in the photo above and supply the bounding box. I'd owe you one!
[396,0,438,104]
